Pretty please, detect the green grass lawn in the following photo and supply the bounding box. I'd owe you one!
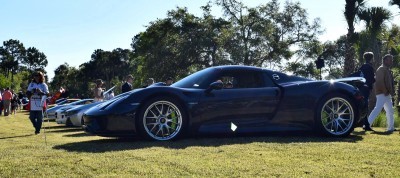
[0,111,399,177]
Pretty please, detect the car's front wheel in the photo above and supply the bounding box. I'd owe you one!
[316,94,355,137]
[137,97,186,141]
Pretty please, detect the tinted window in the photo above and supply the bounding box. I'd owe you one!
[171,68,216,89]
[217,70,265,89]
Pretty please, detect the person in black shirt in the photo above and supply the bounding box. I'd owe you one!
[360,52,376,131]
[121,75,134,93]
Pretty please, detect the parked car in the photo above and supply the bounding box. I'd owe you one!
[45,99,92,120]
[47,98,81,109]
[83,65,367,141]
[63,102,103,126]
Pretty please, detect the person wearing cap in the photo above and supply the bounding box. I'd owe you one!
[121,75,134,93]
[27,71,49,134]
[93,79,105,102]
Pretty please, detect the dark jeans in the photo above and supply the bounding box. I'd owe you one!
[359,86,370,126]
[29,110,43,133]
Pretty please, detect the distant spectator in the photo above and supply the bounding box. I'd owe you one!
[165,77,174,86]
[18,91,24,110]
[122,75,134,93]
[143,78,155,88]
[0,89,3,116]
[2,87,13,116]
[60,88,69,98]
[93,79,105,102]
[11,90,19,115]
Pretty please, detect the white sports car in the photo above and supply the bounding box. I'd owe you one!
[46,99,92,120]
[63,102,102,126]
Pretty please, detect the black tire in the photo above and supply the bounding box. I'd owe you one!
[66,118,73,127]
[136,97,187,141]
[81,116,84,126]
[315,93,356,137]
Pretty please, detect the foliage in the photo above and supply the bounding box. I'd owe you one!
[0,39,48,92]
[357,6,392,69]
[343,0,366,76]
[23,47,48,72]
[218,0,322,68]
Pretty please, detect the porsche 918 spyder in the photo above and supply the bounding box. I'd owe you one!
[83,65,367,141]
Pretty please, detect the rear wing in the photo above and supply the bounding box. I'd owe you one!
[333,77,366,83]
[333,77,366,88]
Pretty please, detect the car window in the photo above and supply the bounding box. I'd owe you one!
[171,68,216,89]
[218,71,264,89]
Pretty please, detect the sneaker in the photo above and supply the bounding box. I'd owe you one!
[35,131,40,135]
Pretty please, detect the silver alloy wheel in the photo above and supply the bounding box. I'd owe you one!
[321,97,354,135]
[143,101,183,141]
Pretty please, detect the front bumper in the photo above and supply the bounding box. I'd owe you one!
[56,114,67,124]
[83,103,139,137]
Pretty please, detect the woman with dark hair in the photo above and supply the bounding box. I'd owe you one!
[27,71,49,134]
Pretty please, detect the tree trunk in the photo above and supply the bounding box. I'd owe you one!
[344,39,355,76]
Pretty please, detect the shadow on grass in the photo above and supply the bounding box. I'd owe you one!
[63,132,87,137]
[53,131,363,153]
[371,130,399,135]
[0,134,35,139]
[46,128,84,133]
[42,125,66,129]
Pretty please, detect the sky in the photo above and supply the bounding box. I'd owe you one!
[1,0,399,80]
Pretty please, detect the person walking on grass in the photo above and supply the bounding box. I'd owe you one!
[27,71,49,135]
[367,54,396,133]
[2,87,13,116]
[360,52,376,131]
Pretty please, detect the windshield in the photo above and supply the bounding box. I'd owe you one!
[171,68,216,89]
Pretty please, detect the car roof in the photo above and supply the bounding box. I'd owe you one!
[211,65,268,72]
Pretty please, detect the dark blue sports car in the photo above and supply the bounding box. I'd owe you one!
[83,65,367,141]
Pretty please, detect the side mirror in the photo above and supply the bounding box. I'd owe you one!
[205,81,224,93]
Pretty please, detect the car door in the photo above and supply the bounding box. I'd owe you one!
[194,69,281,133]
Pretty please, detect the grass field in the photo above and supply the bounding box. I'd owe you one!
[0,111,399,177]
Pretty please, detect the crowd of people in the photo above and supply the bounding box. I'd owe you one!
[0,88,26,116]
[91,75,174,102]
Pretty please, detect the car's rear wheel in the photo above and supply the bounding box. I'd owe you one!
[137,97,186,141]
[316,94,355,137]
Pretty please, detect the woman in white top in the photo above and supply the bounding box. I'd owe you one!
[27,71,49,135]
[93,79,104,102]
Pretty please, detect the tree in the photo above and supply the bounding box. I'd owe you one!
[0,39,26,83]
[357,7,392,68]
[218,0,322,68]
[132,7,229,82]
[23,47,48,72]
[344,0,366,76]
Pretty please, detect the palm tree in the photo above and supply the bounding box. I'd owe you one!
[358,7,392,68]
[344,0,366,76]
